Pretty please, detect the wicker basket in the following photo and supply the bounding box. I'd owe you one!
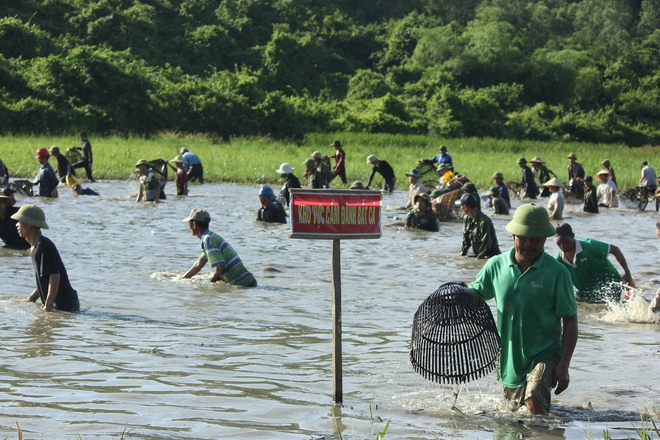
[410,282,501,384]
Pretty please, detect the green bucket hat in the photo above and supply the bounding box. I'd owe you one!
[463,182,477,192]
[304,158,316,167]
[517,157,527,164]
[492,172,504,179]
[437,163,452,170]
[505,203,556,237]
[10,204,49,229]
[49,145,61,155]
[488,186,500,196]
[135,159,149,168]
[350,181,365,189]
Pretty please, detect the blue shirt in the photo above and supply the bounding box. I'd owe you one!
[182,152,202,171]
[35,163,59,197]
[428,153,453,167]
[81,187,99,196]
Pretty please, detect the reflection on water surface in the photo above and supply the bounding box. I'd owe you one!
[1,181,659,439]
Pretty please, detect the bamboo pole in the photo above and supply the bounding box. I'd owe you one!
[332,239,343,405]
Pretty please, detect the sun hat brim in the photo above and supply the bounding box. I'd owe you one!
[10,205,49,229]
[505,204,556,237]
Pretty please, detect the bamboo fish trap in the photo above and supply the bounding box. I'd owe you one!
[410,282,501,384]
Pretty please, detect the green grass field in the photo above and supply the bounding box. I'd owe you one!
[0,132,655,191]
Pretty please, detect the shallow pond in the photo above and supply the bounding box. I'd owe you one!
[1,181,659,439]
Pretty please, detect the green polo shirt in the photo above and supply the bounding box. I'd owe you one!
[554,238,620,302]
[471,247,577,388]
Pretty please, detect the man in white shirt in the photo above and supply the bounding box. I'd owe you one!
[596,169,617,208]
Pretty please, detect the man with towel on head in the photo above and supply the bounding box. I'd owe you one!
[469,204,577,415]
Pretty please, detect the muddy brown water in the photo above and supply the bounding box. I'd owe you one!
[1,181,659,439]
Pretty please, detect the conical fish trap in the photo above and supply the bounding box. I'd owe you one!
[410,282,501,384]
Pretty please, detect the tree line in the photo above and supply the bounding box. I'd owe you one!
[1,0,659,145]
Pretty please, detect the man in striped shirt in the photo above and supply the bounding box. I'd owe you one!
[183,209,257,287]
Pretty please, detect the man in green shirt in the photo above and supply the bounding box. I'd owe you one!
[553,223,633,302]
[470,203,578,415]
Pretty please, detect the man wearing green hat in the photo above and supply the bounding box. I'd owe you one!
[303,158,324,189]
[49,146,74,184]
[470,203,577,415]
[135,159,161,203]
[12,204,80,312]
[517,157,537,199]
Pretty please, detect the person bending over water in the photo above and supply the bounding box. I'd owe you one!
[183,209,257,287]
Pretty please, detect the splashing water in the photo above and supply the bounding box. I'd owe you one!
[601,288,660,324]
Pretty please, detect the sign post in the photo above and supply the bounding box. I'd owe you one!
[290,189,383,405]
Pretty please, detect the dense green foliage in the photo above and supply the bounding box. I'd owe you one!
[1,0,660,145]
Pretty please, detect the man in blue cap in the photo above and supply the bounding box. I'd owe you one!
[257,186,287,224]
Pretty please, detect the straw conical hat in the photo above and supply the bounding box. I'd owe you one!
[543,177,564,188]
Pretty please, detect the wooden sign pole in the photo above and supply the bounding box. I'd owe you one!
[331,238,343,405]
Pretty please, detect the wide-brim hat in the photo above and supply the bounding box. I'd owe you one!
[529,156,544,164]
[567,153,577,159]
[437,163,452,170]
[595,169,610,176]
[0,187,16,207]
[406,168,422,178]
[505,203,555,237]
[276,163,294,174]
[330,140,342,147]
[10,204,49,229]
[366,155,378,163]
[492,172,504,179]
[170,155,185,164]
[414,193,431,204]
[488,186,500,196]
[135,159,149,168]
[542,177,564,188]
[183,208,210,223]
[312,151,323,160]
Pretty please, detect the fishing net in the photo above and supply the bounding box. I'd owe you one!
[410,282,501,384]
[9,180,33,197]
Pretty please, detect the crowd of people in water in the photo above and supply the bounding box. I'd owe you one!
[1,135,660,417]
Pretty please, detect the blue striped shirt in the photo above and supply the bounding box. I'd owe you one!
[200,230,255,287]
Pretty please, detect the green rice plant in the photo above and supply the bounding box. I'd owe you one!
[0,132,656,192]
[585,412,660,440]
[331,403,390,440]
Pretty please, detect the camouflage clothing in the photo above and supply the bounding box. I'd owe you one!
[460,210,501,259]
